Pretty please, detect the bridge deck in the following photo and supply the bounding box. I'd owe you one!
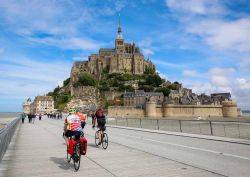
[1,118,223,177]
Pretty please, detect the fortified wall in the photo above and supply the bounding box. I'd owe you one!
[108,106,144,118]
[108,100,239,118]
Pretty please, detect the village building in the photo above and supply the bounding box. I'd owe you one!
[33,96,54,114]
[22,98,33,114]
[124,90,164,107]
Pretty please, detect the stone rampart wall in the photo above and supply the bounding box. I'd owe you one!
[161,105,223,117]
[108,106,144,118]
[108,104,224,118]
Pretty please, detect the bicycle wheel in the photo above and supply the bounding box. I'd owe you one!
[102,133,108,149]
[66,147,71,163]
[95,130,100,146]
[73,143,81,171]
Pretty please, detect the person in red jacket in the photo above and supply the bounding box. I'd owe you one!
[95,108,106,145]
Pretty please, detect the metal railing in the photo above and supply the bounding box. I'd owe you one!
[0,117,21,162]
[106,117,250,140]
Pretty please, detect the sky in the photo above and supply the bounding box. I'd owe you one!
[0,0,250,112]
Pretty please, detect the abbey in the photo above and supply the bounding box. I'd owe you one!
[70,20,154,83]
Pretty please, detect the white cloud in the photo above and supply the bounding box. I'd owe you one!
[142,48,154,56]
[115,0,127,11]
[236,78,250,89]
[0,0,104,51]
[208,67,235,90]
[0,56,72,110]
[187,18,250,52]
[0,0,91,36]
[153,59,186,68]
[156,70,168,80]
[165,0,225,15]
[139,38,155,56]
[210,75,230,88]
[237,57,250,72]
[28,36,102,50]
[182,67,250,109]
[183,70,198,77]
[209,67,236,75]
[0,57,71,83]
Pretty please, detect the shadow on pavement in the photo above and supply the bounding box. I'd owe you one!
[50,157,73,171]
[88,143,100,148]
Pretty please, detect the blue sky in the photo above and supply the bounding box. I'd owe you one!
[0,0,250,112]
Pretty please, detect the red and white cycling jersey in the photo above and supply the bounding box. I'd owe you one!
[65,114,81,131]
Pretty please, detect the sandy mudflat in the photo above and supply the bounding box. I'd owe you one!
[0,117,17,129]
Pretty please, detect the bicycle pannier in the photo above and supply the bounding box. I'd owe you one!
[80,137,87,155]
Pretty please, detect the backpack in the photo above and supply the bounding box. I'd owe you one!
[96,109,103,118]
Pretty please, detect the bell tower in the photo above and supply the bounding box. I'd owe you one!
[115,15,125,53]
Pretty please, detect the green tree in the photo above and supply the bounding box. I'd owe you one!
[167,84,177,90]
[138,85,154,92]
[155,87,170,96]
[145,74,162,87]
[74,73,96,87]
[118,84,134,92]
[63,78,70,86]
[144,66,155,74]
[54,86,60,93]
[99,80,109,91]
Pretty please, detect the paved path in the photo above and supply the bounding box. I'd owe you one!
[0,118,248,177]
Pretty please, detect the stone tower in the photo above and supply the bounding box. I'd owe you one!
[115,15,125,53]
[222,100,238,117]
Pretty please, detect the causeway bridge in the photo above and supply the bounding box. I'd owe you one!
[0,117,250,177]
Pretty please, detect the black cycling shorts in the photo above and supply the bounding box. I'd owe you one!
[97,119,106,131]
[65,130,81,140]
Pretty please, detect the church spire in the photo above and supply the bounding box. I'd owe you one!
[117,14,123,39]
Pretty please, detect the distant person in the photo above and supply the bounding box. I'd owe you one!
[28,113,32,123]
[39,113,42,120]
[20,112,26,124]
[90,111,96,129]
[32,113,36,124]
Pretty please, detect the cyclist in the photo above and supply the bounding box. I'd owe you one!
[63,108,82,146]
[95,108,106,145]
[76,108,87,130]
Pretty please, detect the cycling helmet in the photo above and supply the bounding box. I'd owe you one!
[69,107,76,114]
[76,107,81,112]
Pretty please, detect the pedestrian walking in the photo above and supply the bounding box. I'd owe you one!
[39,113,42,120]
[28,113,32,123]
[20,112,26,124]
[32,113,36,124]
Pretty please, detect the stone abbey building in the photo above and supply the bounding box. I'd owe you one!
[70,20,154,83]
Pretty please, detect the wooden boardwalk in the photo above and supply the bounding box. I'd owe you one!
[0,118,223,177]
